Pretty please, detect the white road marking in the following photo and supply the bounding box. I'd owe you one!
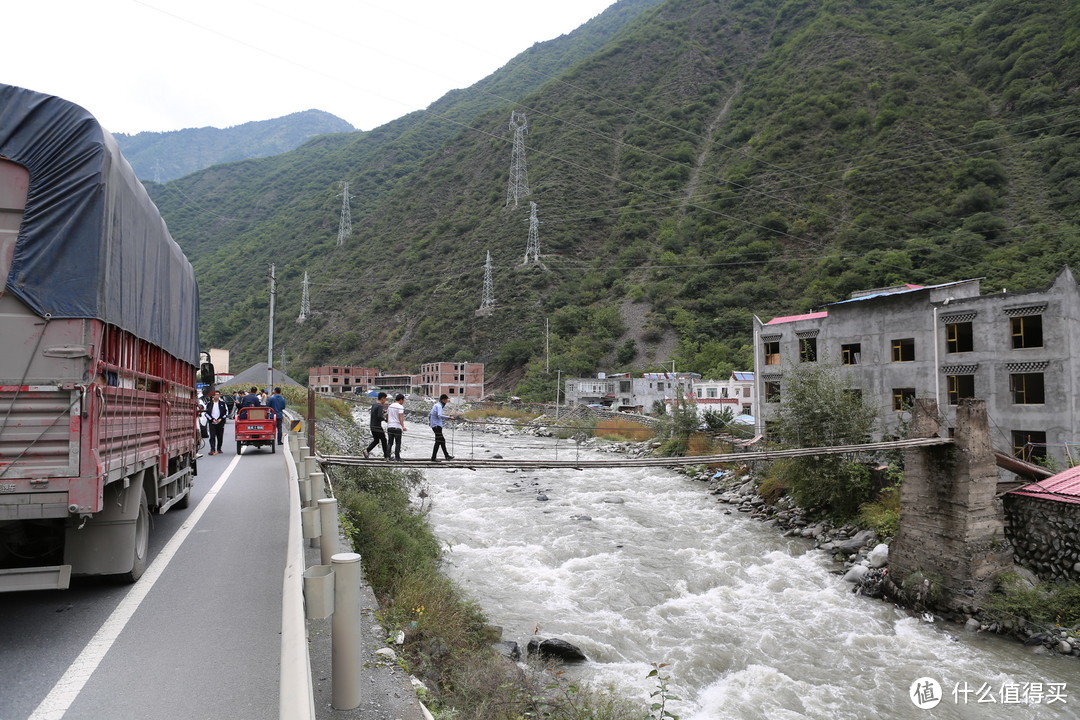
[29,454,242,720]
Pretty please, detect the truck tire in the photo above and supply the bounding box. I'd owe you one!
[237,441,243,455]
[271,440,276,454]
[121,488,150,583]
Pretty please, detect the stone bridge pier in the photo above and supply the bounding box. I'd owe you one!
[890,398,1014,615]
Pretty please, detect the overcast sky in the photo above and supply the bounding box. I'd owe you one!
[6,0,616,135]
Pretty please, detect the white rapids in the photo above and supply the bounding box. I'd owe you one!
[404,426,1077,719]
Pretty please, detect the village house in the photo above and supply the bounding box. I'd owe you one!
[689,372,756,420]
[417,362,485,401]
[752,267,1080,469]
[563,372,698,415]
[307,365,378,395]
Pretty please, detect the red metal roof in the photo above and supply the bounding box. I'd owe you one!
[765,311,828,325]
[1009,464,1080,505]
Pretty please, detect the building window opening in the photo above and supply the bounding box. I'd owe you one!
[799,337,818,363]
[764,381,781,403]
[841,343,861,365]
[764,341,780,366]
[892,387,916,411]
[1012,430,1047,463]
[946,322,974,353]
[891,338,915,362]
[1011,315,1043,349]
[946,374,976,405]
[1010,372,1045,404]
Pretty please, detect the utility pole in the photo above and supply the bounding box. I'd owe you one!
[477,251,495,316]
[267,263,276,392]
[555,369,561,422]
[297,270,311,323]
[505,111,530,208]
[337,181,353,247]
[523,201,541,264]
[545,317,550,374]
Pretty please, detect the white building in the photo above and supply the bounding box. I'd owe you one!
[689,371,755,419]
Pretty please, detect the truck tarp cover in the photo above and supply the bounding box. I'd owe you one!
[0,83,199,364]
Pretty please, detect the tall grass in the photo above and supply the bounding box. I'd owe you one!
[593,417,654,442]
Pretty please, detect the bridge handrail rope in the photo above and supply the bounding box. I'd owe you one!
[317,436,953,469]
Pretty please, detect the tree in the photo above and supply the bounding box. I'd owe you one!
[771,363,879,521]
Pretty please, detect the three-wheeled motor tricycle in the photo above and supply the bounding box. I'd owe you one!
[235,406,277,455]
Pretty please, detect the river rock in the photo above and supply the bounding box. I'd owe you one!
[493,641,521,660]
[536,494,549,501]
[964,618,981,632]
[836,530,876,555]
[867,543,889,568]
[843,565,869,584]
[527,637,587,662]
[602,496,625,504]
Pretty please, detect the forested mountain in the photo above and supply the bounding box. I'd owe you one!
[149,0,1080,399]
[117,110,355,182]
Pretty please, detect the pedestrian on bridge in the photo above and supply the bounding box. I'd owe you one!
[387,393,407,461]
[429,394,455,461]
[364,392,389,459]
[267,387,287,445]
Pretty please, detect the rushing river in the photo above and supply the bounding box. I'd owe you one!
[399,425,1077,719]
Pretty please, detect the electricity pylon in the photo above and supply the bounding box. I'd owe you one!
[477,251,495,316]
[337,181,354,246]
[297,271,311,323]
[523,201,541,264]
[504,112,530,208]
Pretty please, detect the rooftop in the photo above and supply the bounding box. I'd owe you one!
[1009,464,1080,506]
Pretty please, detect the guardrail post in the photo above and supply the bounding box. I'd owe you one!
[308,472,325,547]
[318,497,339,565]
[309,471,326,504]
[331,552,362,710]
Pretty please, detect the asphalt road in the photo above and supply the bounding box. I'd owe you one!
[0,439,290,720]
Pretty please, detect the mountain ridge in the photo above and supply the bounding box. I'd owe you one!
[150,0,1080,400]
[118,109,355,182]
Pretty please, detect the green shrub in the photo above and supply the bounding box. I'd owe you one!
[856,485,901,538]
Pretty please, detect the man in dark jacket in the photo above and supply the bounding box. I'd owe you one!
[364,392,389,459]
[203,389,229,455]
[239,387,261,409]
[266,387,288,445]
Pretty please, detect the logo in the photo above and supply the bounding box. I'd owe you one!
[910,677,943,709]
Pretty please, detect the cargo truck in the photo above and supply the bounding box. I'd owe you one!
[0,83,205,592]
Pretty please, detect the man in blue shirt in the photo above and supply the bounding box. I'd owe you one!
[429,394,454,461]
[267,387,288,445]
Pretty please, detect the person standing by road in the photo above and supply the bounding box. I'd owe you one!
[386,393,407,461]
[266,387,288,445]
[203,389,229,455]
[239,387,261,409]
[364,392,389,459]
[429,394,454,461]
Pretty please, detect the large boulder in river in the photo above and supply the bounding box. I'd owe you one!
[526,637,587,662]
[835,529,876,555]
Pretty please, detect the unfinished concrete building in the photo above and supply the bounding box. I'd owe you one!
[753,267,1080,469]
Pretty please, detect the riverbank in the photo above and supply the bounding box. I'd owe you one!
[692,464,1080,660]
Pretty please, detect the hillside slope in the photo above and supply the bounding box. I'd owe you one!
[154,0,1080,399]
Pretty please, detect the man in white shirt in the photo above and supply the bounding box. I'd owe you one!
[386,393,407,461]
